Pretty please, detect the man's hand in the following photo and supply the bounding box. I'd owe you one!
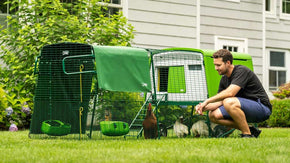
[195,102,207,115]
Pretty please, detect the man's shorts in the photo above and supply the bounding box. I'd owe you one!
[219,97,272,123]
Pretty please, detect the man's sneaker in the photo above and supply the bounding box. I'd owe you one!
[249,126,262,138]
[240,134,255,138]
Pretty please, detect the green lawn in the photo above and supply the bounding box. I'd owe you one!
[0,128,289,163]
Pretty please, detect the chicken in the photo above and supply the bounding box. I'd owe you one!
[191,120,232,138]
[191,120,217,137]
[173,116,189,138]
[142,103,158,139]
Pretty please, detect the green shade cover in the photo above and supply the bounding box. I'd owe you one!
[94,46,151,92]
[168,66,186,93]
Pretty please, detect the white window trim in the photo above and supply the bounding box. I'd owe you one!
[280,0,290,20]
[266,48,290,91]
[214,36,248,53]
[226,0,240,3]
[265,0,277,18]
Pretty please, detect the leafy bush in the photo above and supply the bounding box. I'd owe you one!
[260,99,290,127]
[0,0,134,130]
[272,82,290,99]
[0,86,32,130]
[0,86,8,129]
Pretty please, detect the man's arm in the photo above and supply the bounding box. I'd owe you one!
[195,84,241,114]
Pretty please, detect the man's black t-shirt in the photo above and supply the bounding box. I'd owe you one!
[218,65,272,111]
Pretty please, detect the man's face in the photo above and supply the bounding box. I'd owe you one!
[213,58,229,75]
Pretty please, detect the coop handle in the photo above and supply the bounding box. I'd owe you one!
[62,54,96,75]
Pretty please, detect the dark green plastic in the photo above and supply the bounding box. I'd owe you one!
[41,120,71,136]
[100,121,129,136]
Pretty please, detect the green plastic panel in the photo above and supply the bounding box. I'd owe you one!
[94,46,151,92]
[203,50,253,97]
[168,66,186,93]
[100,121,129,136]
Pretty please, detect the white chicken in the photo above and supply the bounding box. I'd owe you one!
[173,116,188,138]
[191,120,217,137]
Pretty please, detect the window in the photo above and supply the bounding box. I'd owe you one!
[215,36,248,53]
[0,0,18,29]
[282,0,290,14]
[268,50,289,91]
[280,0,290,19]
[265,0,276,17]
[100,0,123,17]
[223,45,238,52]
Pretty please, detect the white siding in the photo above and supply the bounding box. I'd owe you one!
[199,0,263,78]
[128,0,197,49]
[266,18,290,49]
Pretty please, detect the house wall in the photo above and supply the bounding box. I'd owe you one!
[266,1,290,49]
[128,0,197,49]
[128,0,265,81]
[199,0,263,80]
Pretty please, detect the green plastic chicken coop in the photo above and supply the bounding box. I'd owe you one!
[29,42,253,139]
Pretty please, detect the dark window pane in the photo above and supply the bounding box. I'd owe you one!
[270,51,285,67]
[282,0,290,14]
[159,68,169,92]
[278,71,286,86]
[189,65,202,71]
[112,0,121,4]
[233,47,238,52]
[266,0,270,11]
[269,70,277,87]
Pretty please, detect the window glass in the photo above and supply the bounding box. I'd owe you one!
[282,0,290,14]
[265,0,271,11]
[100,0,122,17]
[270,51,285,67]
[223,45,238,52]
[278,71,286,86]
[189,65,202,71]
[0,0,18,29]
[269,70,277,89]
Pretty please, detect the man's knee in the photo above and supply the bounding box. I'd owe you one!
[223,97,240,110]
[209,110,223,123]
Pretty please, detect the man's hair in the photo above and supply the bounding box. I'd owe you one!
[213,49,233,64]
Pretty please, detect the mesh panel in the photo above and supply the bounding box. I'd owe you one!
[30,43,95,136]
[149,51,208,103]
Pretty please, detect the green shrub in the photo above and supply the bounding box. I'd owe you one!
[263,99,290,127]
[272,82,290,99]
[0,86,8,129]
[0,86,31,130]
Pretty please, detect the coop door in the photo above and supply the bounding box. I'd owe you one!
[158,66,186,93]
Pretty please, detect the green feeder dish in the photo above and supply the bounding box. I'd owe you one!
[41,120,71,136]
[100,121,129,136]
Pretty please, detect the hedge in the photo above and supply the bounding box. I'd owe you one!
[259,99,290,127]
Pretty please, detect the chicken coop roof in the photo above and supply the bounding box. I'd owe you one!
[94,46,152,92]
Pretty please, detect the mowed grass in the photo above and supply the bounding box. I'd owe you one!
[0,128,289,163]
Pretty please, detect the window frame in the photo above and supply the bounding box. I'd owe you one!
[214,36,248,53]
[266,49,290,91]
[226,0,240,3]
[265,0,277,18]
[98,0,127,17]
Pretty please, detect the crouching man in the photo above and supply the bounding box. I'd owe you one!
[195,49,272,138]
